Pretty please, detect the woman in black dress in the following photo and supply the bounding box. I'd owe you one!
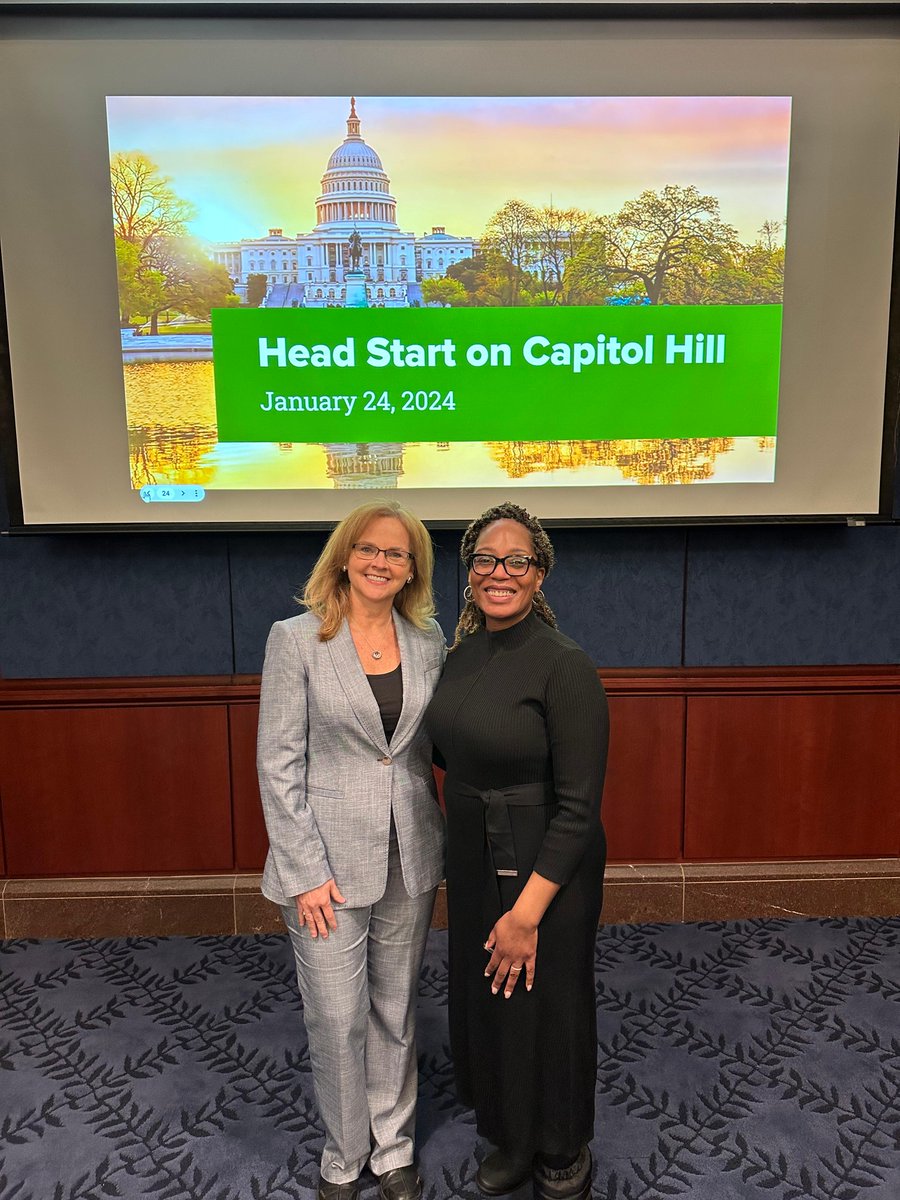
[425,502,608,1200]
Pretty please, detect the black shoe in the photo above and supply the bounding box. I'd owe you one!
[532,1147,592,1200]
[476,1149,533,1196]
[378,1165,423,1200]
[318,1179,360,1200]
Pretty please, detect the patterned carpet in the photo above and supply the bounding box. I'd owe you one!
[2,917,899,1200]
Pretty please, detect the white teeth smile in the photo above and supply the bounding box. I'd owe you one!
[485,587,514,597]
[365,575,388,584]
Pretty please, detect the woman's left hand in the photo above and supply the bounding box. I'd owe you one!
[484,910,537,998]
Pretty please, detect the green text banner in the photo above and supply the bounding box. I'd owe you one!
[211,304,782,443]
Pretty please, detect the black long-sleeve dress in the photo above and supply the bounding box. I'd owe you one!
[424,611,608,1159]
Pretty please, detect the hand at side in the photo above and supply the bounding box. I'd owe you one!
[483,870,560,998]
[484,909,538,997]
[296,878,346,938]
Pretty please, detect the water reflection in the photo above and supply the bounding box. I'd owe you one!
[322,444,405,488]
[487,437,743,486]
[129,425,219,489]
[125,361,217,428]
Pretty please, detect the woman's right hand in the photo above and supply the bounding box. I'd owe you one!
[296,879,346,939]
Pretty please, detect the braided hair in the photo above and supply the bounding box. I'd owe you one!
[452,502,557,648]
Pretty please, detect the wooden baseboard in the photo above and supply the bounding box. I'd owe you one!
[3,859,898,939]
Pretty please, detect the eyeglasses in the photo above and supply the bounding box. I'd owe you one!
[352,542,415,566]
[468,553,537,577]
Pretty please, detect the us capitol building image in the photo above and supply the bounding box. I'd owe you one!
[211,98,476,309]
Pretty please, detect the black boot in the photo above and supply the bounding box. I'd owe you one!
[532,1147,591,1200]
[476,1148,533,1196]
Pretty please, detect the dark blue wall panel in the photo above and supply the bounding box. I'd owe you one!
[229,531,325,676]
[545,526,686,667]
[0,533,233,678]
[685,523,900,666]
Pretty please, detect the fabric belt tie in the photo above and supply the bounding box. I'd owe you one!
[455,780,556,877]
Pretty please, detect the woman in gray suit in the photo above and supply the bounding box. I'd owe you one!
[257,500,446,1200]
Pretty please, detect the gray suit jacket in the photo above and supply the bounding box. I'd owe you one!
[257,610,446,908]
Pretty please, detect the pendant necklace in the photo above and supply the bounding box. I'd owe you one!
[351,620,394,661]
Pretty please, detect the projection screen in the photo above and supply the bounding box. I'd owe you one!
[0,10,898,528]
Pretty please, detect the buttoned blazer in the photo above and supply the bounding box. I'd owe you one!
[257,609,446,908]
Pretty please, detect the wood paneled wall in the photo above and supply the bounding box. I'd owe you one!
[1,668,899,877]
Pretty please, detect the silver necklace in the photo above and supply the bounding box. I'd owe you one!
[350,620,394,661]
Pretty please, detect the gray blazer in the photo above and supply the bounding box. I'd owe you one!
[257,610,446,908]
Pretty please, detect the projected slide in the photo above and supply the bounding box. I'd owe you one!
[107,95,790,492]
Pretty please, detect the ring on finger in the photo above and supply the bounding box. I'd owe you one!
[509,967,522,975]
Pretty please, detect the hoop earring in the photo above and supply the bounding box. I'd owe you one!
[463,585,474,602]
[533,590,545,604]
[406,576,413,585]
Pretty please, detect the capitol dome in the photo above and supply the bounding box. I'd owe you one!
[326,137,384,172]
[315,98,399,231]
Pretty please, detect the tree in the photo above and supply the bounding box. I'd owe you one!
[111,154,237,328]
[563,230,614,306]
[245,273,268,307]
[111,152,194,254]
[115,237,168,326]
[661,238,784,305]
[739,241,785,303]
[531,206,602,305]
[141,236,238,333]
[569,185,740,305]
[115,237,145,325]
[481,199,540,305]
[758,219,784,252]
[422,277,468,307]
[445,256,506,306]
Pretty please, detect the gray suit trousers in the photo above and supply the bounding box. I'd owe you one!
[282,834,436,1183]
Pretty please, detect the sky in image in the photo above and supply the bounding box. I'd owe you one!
[106,95,791,246]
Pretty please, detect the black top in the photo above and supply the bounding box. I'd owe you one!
[366,663,403,743]
[424,610,607,886]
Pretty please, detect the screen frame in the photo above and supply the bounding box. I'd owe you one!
[1,0,898,533]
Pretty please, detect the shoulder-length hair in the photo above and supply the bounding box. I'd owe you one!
[300,500,435,640]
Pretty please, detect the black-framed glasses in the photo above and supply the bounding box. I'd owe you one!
[467,553,537,577]
[352,542,415,566]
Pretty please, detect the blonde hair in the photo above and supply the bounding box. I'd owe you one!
[452,501,557,649]
[300,500,435,640]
